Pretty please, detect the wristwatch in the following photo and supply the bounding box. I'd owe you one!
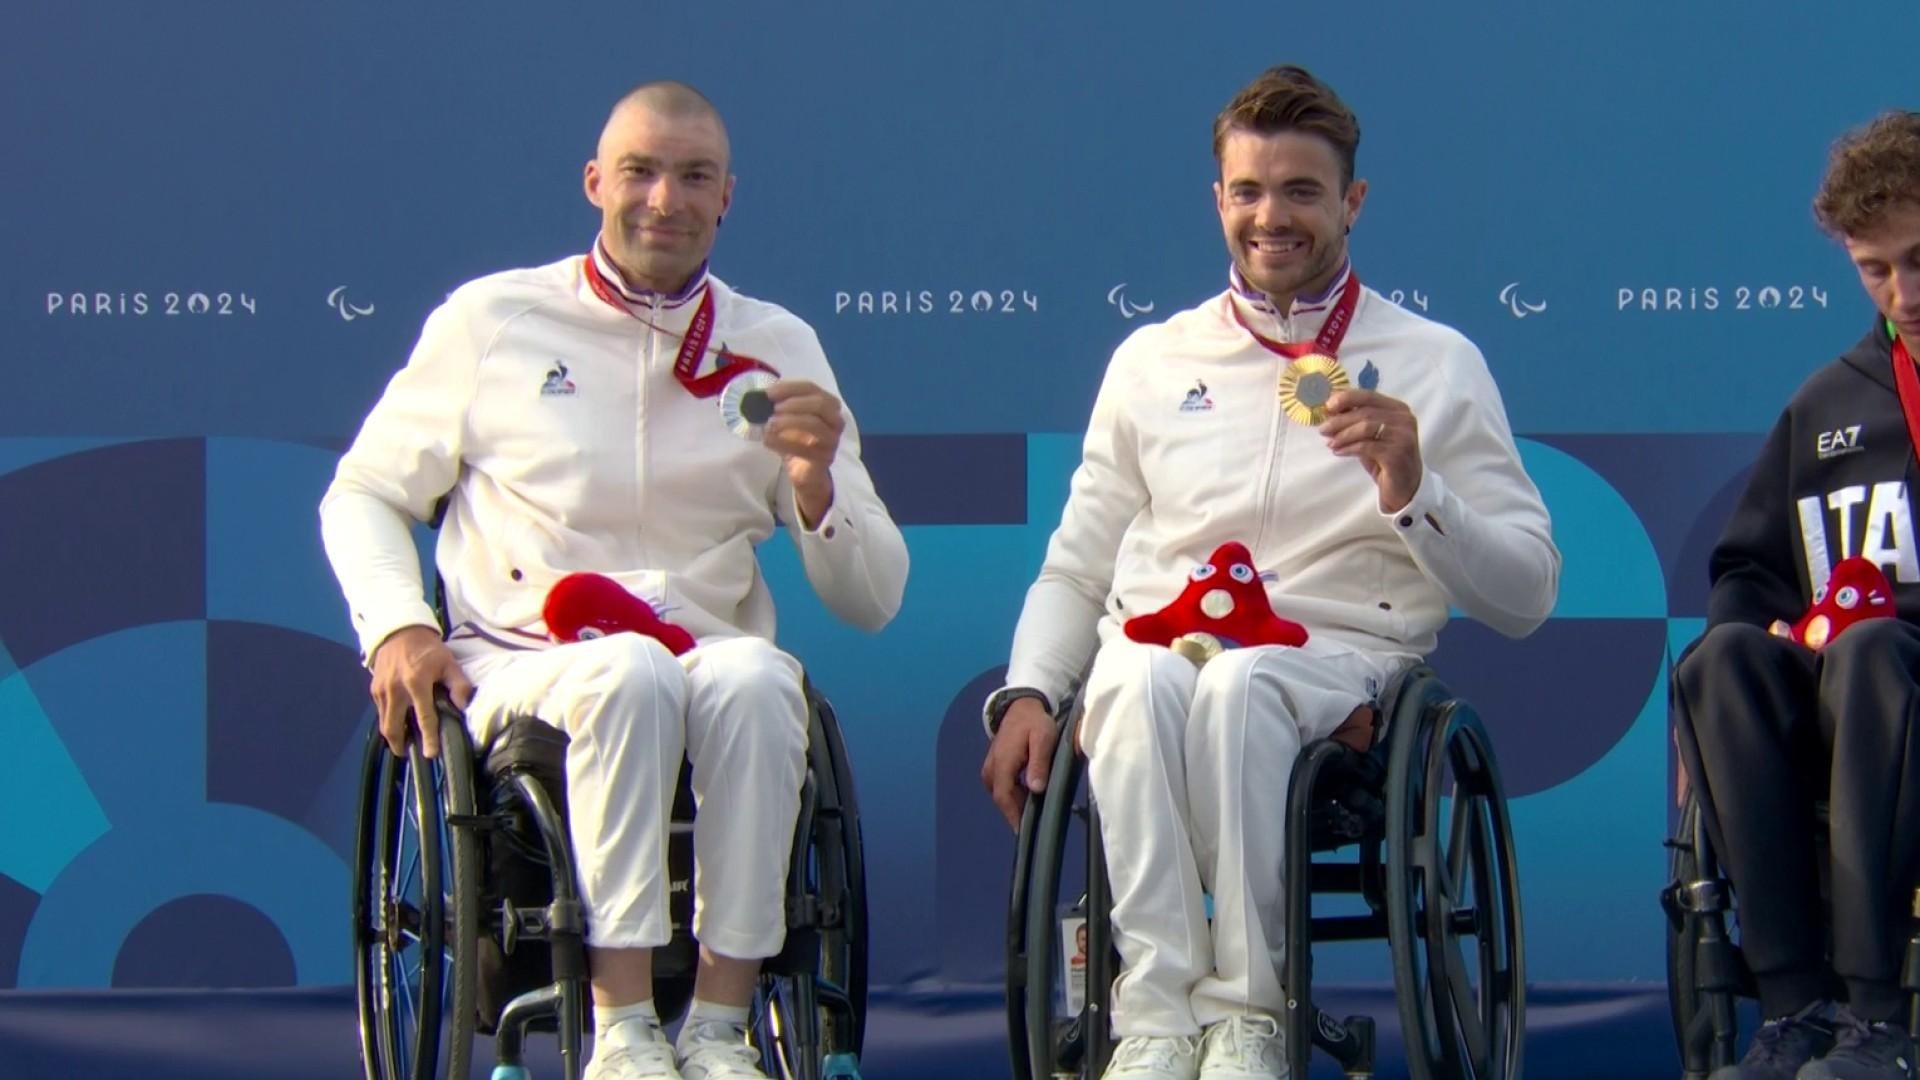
[983,686,1053,738]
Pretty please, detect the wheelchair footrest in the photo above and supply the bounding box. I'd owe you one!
[820,1052,862,1079]
[1308,1009,1374,1076]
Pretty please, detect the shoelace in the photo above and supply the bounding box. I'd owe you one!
[680,1022,762,1071]
[1828,1010,1911,1063]
[1112,1035,1200,1071]
[1209,1016,1280,1066]
[599,1038,679,1074]
[1746,1005,1830,1067]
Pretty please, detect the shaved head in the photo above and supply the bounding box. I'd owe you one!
[584,79,736,293]
[598,80,730,169]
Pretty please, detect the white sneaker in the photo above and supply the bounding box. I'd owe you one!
[586,1021,684,1080]
[1197,1015,1287,1079]
[1104,1034,1202,1079]
[676,1019,769,1080]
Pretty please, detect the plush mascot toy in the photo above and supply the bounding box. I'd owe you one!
[1124,542,1308,664]
[1770,556,1895,650]
[543,572,696,656]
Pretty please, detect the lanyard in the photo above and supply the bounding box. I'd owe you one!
[1229,271,1361,360]
[582,251,777,398]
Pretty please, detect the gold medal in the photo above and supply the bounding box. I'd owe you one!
[1277,353,1351,425]
[1171,632,1224,667]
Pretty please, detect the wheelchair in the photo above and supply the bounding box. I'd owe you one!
[1005,665,1525,1080]
[1662,787,1920,1079]
[352,680,868,1080]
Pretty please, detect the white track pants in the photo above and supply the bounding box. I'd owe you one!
[1079,620,1397,1036]
[455,633,808,958]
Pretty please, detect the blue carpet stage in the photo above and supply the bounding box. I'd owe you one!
[0,983,1695,1078]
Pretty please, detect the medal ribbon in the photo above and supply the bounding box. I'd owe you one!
[1229,271,1362,360]
[1891,329,1920,471]
[583,250,777,399]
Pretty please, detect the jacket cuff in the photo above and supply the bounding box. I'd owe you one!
[354,600,444,664]
[787,465,851,541]
[1382,468,1451,546]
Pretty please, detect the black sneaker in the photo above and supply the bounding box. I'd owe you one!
[1797,1006,1916,1079]
[1710,1001,1837,1080]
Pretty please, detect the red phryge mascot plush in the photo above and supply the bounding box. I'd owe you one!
[1778,556,1895,650]
[1124,542,1308,651]
[543,572,696,656]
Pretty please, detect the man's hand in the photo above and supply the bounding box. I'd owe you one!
[980,697,1060,831]
[762,379,845,527]
[1321,389,1423,514]
[369,624,474,759]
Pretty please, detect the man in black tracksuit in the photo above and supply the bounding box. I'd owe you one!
[1674,110,1920,1080]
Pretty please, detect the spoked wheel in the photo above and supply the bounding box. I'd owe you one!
[750,697,869,1080]
[1011,723,1110,1080]
[1386,692,1525,1080]
[354,712,480,1080]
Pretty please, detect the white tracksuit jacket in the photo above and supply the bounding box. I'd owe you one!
[1006,275,1561,708]
[319,254,908,659]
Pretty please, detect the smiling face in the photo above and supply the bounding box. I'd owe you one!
[1214,128,1366,306]
[583,94,734,293]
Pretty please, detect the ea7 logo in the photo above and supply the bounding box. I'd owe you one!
[1817,425,1863,459]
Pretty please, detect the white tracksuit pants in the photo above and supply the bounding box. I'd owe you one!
[454,633,808,959]
[1079,619,1399,1036]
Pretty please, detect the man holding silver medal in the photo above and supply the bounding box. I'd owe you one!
[321,81,906,1080]
[979,65,1558,1079]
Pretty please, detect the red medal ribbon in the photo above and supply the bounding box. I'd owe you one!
[1229,271,1362,360]
[1892,333,1920,470]
[582,252,778,399]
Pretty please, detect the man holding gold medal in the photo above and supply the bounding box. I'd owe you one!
[322,81,906,1080]
[980,65,1559,1079]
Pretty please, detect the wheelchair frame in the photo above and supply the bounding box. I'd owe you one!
[1662,789,1920,1079]
[1005,665,1525,1080]
[353,686,868,1080]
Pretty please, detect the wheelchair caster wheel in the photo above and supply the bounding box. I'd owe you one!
[821,1051,863,1079]
[491,1066,533,1080]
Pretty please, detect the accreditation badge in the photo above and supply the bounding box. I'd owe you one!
[1277,353,1351,426]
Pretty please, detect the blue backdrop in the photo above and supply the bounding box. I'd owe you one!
[2,0,1915,1069]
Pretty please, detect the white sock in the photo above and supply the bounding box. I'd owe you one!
[683,998,750,1031]
[595,999,660,1046]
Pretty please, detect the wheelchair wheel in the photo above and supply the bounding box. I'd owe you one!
[1385,678,1525,1080]
[1009,722,1111,1080]
[354,708,480,1080]
[1666,791,1706,1065]
[1664,788,1747,1077]
[750,694,869,1080]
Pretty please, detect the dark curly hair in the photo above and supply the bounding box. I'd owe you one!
[1813,110,1920,238]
